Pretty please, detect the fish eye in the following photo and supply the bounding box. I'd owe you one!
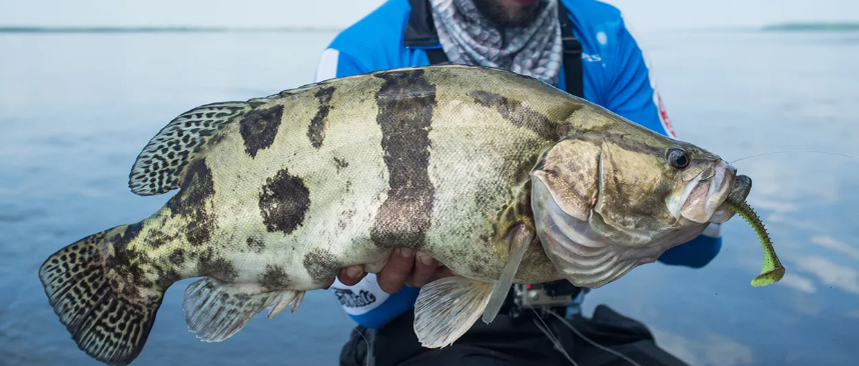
[667,147,690,169]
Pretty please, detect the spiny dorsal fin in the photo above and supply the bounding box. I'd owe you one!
[128,102,252,196]
[414,276,493,348]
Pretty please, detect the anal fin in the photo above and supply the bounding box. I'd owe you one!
[413,276,493,348]
[266,290,305,319]
[183,278,279,342]
[290,291,305,314]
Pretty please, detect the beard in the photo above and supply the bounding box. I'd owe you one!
[471,0,547,28]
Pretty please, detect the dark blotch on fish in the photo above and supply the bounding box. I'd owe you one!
[114,222,143,249]
[308,86,336,149]
[259,265,290,290]
[145,230,172,249]
[259,168,311,234]
[246,237,266,253]
[240,104,284,158]
[197,248,238,282]
[333,157,349,172]
[303,248,340,286]
[468,90,560,141]
[155,269,181,291]
[169,248,186,266]
[568,129,664,156]
[105,223,152,298]
[338,209,356,230]
[371,69,436,250]
[166,159,216,246]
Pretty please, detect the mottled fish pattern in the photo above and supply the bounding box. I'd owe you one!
[38,65,737,365]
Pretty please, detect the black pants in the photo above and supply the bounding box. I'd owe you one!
[339,305,689,366]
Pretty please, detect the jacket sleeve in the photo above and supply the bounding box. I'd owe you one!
[314,48,366,82]
[328,274,421,329]
[606,15,723,268]
[315,47,421,329]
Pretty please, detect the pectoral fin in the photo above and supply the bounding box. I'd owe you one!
[481,223,533,324]
[413,226,533,347]
[414,276,493,348]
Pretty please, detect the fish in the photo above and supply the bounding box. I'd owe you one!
[38,64,763,365]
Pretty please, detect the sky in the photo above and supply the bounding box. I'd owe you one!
[0,0,857,31]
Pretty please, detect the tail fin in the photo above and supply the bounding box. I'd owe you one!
[39,227,164,366]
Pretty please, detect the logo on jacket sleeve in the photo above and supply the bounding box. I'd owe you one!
[334,288,376,308]
[334,288,378,308]
[655,92,676,138]
[331,273,391,315]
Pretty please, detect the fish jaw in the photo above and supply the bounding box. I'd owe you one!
[675,160,737,224]
[710,174,752,223]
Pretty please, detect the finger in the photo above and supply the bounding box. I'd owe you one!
[406,252,437,288]
[337,265,366,286]
[429,267,457,283]
[377,248,416,294]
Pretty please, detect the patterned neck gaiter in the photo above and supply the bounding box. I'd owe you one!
[429,0,563,85]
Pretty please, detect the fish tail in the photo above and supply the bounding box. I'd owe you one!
[39,225,164,366]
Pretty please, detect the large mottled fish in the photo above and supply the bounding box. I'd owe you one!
[39,65,755,365]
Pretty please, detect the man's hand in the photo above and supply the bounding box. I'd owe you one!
[337,248,456,294]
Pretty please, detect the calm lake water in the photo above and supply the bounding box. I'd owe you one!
[1,30,857,366]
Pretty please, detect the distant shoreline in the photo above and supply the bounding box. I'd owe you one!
[0,26,342,33]
[761,22,859,32]
[4,23,858,34]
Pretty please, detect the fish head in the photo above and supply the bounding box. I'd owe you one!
[529,106,749,287]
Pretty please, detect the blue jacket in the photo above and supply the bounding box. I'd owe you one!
[315,0,723,329]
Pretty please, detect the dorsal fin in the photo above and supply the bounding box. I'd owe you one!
[128,101,253,196]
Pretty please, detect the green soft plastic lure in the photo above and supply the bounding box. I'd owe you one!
[725,195,786,286]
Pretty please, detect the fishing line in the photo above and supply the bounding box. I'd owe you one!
[530,308,580,366]
[532,218,640,366]
[354,327,372,366]
[729,150,859,164]
[547,310,644,366]
[332,295,372,366]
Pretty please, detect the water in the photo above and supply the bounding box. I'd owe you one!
[1,30,857,366]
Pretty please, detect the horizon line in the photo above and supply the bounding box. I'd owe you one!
[3,22,858,34]
[0,26,344,33]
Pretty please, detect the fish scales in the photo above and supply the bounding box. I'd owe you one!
[119,66,576,294]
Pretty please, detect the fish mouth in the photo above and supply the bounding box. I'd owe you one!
[710,174,752,223]
[677,160,738,224]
